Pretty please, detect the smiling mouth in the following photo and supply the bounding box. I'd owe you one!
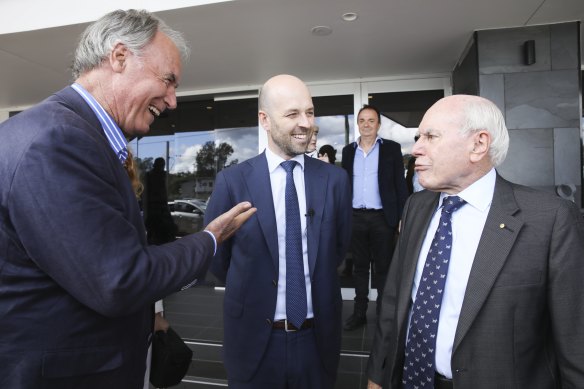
[148,105,161,117]
[292,133,307,139]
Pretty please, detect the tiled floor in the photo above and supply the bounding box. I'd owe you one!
[163,283,380,389]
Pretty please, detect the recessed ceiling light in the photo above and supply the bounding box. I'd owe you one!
[206,106,213,110]
[342,12,358,22]
[311,25,332,36]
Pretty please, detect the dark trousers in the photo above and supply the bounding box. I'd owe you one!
[351,210,396,314]
[228,328,334,389]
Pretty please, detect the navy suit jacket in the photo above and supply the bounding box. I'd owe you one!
[0,87,214,388]
[342,139,408,228]
[205,153,352,381]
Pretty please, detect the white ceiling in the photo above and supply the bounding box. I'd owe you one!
[0,0,582,111]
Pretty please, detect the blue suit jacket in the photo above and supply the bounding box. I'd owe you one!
[342,139,408,227]
[205,153,352,381]
[0,87,214,388]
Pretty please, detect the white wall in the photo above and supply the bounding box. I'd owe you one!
[0,0,233,34]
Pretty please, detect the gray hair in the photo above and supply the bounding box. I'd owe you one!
[72,9,189,79]
[459,96,509,167]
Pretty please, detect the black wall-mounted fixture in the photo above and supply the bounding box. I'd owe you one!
[523,40,536,65]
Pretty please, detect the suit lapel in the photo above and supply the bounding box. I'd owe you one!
[303,156,325,276]
[243,153,279,272]
[396,191,441,332]
[453,175,523,352]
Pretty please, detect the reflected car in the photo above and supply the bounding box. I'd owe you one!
[168,199,207,235]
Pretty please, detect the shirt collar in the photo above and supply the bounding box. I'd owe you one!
[71,83,128,164]
[265,147,305,174]
[353,136,382,149]
[439,168,496,212]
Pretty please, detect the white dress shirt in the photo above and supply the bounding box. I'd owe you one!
[410,168,496,378]
[265,148,314,321]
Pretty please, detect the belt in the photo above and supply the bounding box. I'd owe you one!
[272,318,314,332]
[352,208,383,213]
[434,373,453,389]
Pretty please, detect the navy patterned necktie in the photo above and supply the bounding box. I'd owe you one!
[402,195,466,389]
[281,160,307,328]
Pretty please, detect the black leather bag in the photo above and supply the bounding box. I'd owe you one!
[150,327,193,388]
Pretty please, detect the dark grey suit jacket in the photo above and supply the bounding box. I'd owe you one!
[368,174,584,388]
[0,87,214,388]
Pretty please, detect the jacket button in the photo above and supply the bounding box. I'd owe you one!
[272,280,277,287]
[266,318,272,325]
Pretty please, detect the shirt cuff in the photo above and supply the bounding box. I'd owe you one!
[204,230,217,255]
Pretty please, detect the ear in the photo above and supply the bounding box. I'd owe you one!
[259,110,270,132]
[469,130,491,163]
[109,42,129,73]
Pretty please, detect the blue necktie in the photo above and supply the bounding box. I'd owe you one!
[402,195,466,389]
[281,160,307,329]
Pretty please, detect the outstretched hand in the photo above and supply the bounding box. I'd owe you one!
[205,201,256,244]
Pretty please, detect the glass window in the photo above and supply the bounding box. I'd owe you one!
[312,95,355,165]
[367,89,444,156]
[129,97,259,202]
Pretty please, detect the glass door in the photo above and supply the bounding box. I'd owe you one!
[345,76,450,302]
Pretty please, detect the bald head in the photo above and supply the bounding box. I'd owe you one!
[259,74,311,113]
[429,95,509,167]
[258,74,315,159]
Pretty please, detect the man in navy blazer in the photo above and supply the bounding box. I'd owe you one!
[342,105,408,330]
[0,10,254,389]
[205,75,352,388]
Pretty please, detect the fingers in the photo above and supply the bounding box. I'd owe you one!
[218,206,256,243]
[224,201,253,217]
[154,312,170,332]
[206,202,257,244]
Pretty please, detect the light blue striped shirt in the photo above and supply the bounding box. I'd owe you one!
[71,83,128,164]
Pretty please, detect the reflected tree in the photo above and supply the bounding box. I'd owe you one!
[136,157,154,178]
[195,141,237,177]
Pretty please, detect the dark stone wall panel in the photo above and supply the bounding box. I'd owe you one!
[551,22,579,70]
[497,128,554,187]
[553,127,581,185]
[478,26,550,74]
[479,74,505,115]
[504,70,580,129]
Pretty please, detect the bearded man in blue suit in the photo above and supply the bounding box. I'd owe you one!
[205,74,352,389]
[0,10,254,389]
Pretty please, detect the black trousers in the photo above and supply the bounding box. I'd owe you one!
[350,210,396,313]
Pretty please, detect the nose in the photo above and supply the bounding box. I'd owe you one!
[299,113,313,129]
[412,138,423,157]
[164,87,177,110]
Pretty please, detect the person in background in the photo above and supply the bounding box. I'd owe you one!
[306,125,319,158]
[342,104,408,331]
[205,74,352,389]
[0,9,254,388]
[367,95,584,389]
[405,135,424,194]
[144,157,177,245]
[317,144,337,164]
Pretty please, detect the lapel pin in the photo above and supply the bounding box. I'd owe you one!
[499,223,505,229]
